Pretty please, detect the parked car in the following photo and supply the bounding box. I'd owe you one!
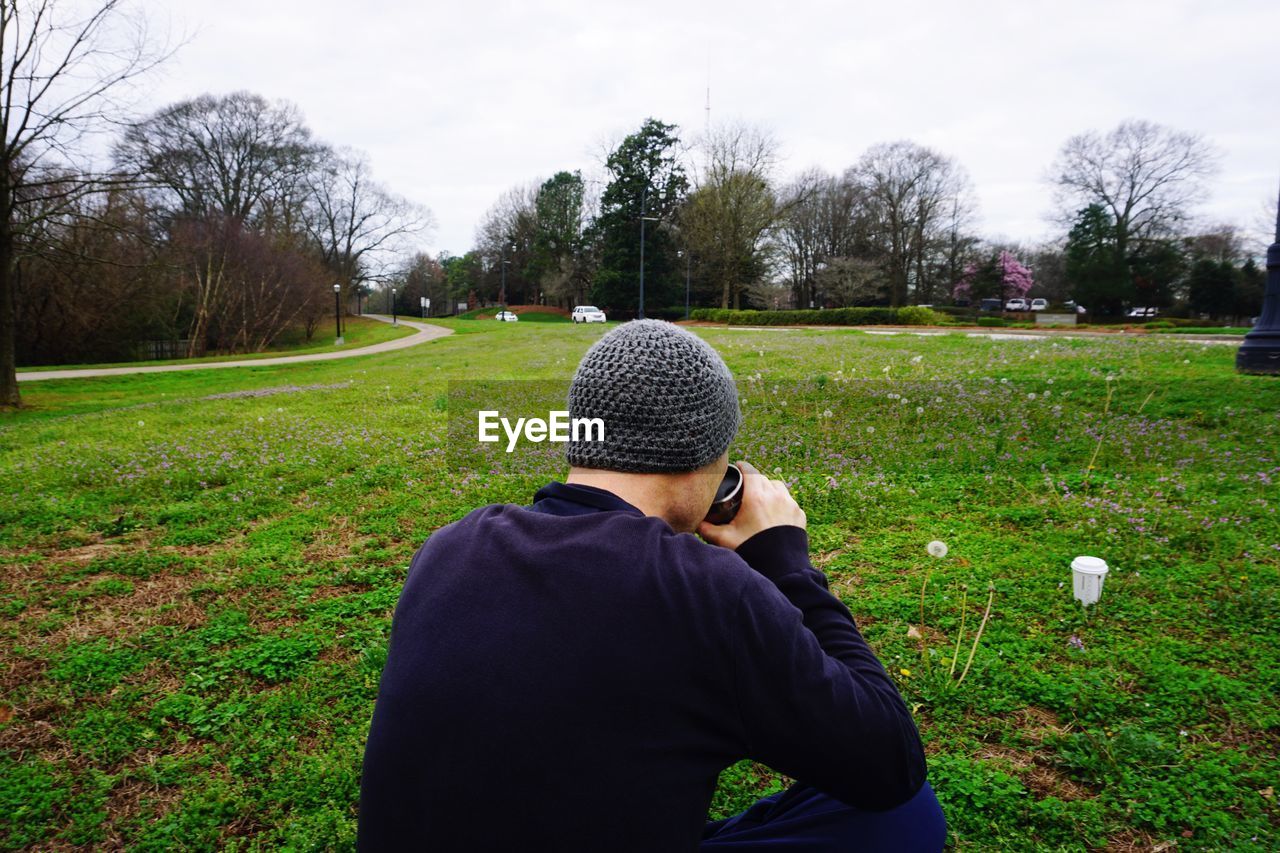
[1065,300,1087,315]
[1030,298,1048,311]
[1005,298,1030,311]
[979,298,1002,312]
[572,305,607,323]
[1126,307,1159,318]
[495,311,519,322]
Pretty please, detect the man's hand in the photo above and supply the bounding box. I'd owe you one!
[698,461,806,551]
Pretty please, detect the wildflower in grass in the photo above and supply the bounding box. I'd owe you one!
[1028,392,1037,400]
[822,409,833,419]
[916,406,924,415]
[899,668,911,677]
[910,355,922,364]
[866,426,875,434]
[926,540,948,558]
[1068,635,1085,651]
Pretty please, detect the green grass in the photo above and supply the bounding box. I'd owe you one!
[511,311,571,322]
[17,316,415,372]
[1149,326,1253,336]
[2,324,1278,850]
[453,307,571,322]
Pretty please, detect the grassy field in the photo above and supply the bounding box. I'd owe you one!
[17,315,415,373]
[2,321,1277,850]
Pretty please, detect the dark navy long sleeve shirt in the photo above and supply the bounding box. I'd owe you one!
[358,482,926,851]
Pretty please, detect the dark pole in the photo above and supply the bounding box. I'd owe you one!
[1237,182,1280,374]
[333,283,344,345]
[638,186,647,320]
[392,288,397,326]
[685,251,691,320]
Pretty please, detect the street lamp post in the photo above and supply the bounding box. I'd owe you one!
[333,283,344,345]
[679,250,691,320]
[499,242,514,307]
[391,288,397,326]
[1236,183,1280,374]
[639,189,659,320]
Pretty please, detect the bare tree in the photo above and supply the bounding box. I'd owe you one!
[814,257,886,307]
[475,182,538,303]
[847,141,971,307]
[116,91,319,224]
[1,0,170,406]
[305,147,433,302]
[681,121,783,309]
[115,92,319,354]
[1049,119,1220,259]
[775,169,866,308]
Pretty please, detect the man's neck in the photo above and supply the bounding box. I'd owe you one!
[565,468,694,532]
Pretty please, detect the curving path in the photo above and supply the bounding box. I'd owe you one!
[17,315,452,382]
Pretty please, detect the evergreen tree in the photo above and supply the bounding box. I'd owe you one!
[1187,258,1238,319]
[1064,205,1130,315]
[590,119,688,314]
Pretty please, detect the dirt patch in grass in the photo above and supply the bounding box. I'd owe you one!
[0,702,72,762]
[13,568,209,650]
[300,515,361,565]
[1014,705,1072,742]
[0,654,48,695]
[1105,827,1180,851]
[0,531,149,579]
[1024,762,1093,802]
[100,739,210,843]
[975,743,1094,802]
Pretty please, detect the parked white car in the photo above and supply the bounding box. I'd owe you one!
[1126,307,1159,318]
[572,305,607,323]
[1005,298,1030,311]
[495,311,519,322]
[1030,298,1048,311]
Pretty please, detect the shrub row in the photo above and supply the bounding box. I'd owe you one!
[688,306,946,326]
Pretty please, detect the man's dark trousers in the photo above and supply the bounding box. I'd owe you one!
[702,781,946,851]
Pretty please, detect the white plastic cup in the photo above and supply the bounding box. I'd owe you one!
[1071,556,1109,607]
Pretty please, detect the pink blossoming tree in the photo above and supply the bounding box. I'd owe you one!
[953,251,1034,303]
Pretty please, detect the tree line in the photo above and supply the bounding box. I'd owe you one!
[451,116,1262,324]
[2,0,429,410]
[14,90,429,367]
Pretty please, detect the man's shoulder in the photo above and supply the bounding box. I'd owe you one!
[417,502,757,583]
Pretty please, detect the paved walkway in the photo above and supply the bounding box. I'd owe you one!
[17,315,452,382]
[717,325,1244,345]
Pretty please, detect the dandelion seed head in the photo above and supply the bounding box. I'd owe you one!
[926,540,948,558]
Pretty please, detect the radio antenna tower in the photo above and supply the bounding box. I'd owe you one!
[704,68,711,137]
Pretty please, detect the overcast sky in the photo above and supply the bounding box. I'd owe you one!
[136,0,1278,257]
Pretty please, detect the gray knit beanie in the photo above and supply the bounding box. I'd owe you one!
[566,320,740,473]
